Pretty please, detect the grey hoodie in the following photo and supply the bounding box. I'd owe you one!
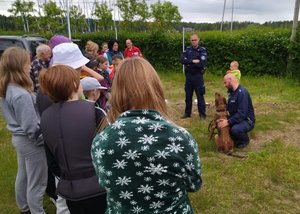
[1,84,43,146]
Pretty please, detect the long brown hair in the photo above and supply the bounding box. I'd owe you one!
[39,65,80,102]
[100,57,168,130]
[0,47,32,97]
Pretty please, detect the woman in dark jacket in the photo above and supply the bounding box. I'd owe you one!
[39,65,106,214]
[103,39,124,65]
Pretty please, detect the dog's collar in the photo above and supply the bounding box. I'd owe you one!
[216,109,227,112]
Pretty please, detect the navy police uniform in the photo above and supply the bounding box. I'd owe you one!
[227,85,255,147]
[180,45,208,118]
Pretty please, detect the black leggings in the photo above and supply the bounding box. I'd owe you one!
[66,194,107,214]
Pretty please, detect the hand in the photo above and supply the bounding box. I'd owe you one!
[217,119,229,129]
[192,59,200,64]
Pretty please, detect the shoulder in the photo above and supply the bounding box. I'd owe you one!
[7,86,34,107]
[183,46,192,54]
[237,85,250,96]
[105,51,112,57]
[199,46,206,51]
[198,46,207,53]
[77,100,95,108]
[31,58,39,65]
[6,84,30,98]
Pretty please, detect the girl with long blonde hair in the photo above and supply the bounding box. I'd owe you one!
[91,57,202,214]
[104,57,168,125]
[0,47,47,214]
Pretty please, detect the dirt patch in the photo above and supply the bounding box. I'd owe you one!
[249,125,300,151]
[166,100,300,152]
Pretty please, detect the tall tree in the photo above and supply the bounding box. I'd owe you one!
[8,0,35,32]
[136,0,150,22]
[150,0,182,30]
[136,0,150,30]
[40,1,64,33]
[70,5,87,33]
[117,0,138,30]
[93,3,113,31]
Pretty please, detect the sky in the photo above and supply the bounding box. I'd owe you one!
[0,0,296,24]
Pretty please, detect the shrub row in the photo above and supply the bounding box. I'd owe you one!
[49,28,293,76]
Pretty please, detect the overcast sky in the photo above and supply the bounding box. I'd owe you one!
[0,0,296,24]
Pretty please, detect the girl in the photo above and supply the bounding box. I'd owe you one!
[0,47,47,214]
[91,57,202,214]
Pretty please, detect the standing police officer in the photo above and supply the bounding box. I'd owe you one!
[180,33,208,120]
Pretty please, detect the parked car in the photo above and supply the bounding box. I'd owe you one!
[0,35,48,59]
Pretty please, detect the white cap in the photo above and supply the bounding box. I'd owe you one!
[52,43,89,69]
[80,77,107,91]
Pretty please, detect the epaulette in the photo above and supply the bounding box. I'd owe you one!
[199,46,206,51]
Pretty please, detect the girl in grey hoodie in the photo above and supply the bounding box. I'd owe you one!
[0,47,47,214]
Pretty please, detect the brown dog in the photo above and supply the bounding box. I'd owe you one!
[209,92,234,155]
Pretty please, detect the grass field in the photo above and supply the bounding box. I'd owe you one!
[1,72,300,213]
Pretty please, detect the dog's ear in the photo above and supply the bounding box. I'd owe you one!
[215,92,220,98]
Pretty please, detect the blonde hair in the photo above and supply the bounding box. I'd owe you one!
[39,65,80,102]
[85,40,99,53]
[230,61,239,69]
[0,47,32,97]
[101,57,168,130]
[190,33,199,38]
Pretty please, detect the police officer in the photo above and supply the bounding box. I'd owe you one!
[180,33,208,120]
[218,73,255,148]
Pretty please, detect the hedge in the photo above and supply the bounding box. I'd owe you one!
[43,28,294,77]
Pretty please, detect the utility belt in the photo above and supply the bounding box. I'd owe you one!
[185,67,205,75]
[186,70,204,76]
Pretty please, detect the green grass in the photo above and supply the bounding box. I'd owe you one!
[1,72,300,213]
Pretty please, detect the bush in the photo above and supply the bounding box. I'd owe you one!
[24,28,297,77]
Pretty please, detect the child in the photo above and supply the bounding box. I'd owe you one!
[39,65,107,213]
[96,56,111,110]
[99,42,108,56]
[0,47,47,214]
[109,55,123,82]
[91,57,202,214]
[226,60,241,82]
[80,76,107,117]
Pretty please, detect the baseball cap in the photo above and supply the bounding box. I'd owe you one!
[80,77,107,91]
[52,43,89,69]
[85,59,99,69]
[49,35,72,49]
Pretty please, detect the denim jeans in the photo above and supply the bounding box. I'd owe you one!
[12,135,48,214]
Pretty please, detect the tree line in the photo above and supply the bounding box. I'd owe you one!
[0,0,293,34]
[1,0,182,33]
